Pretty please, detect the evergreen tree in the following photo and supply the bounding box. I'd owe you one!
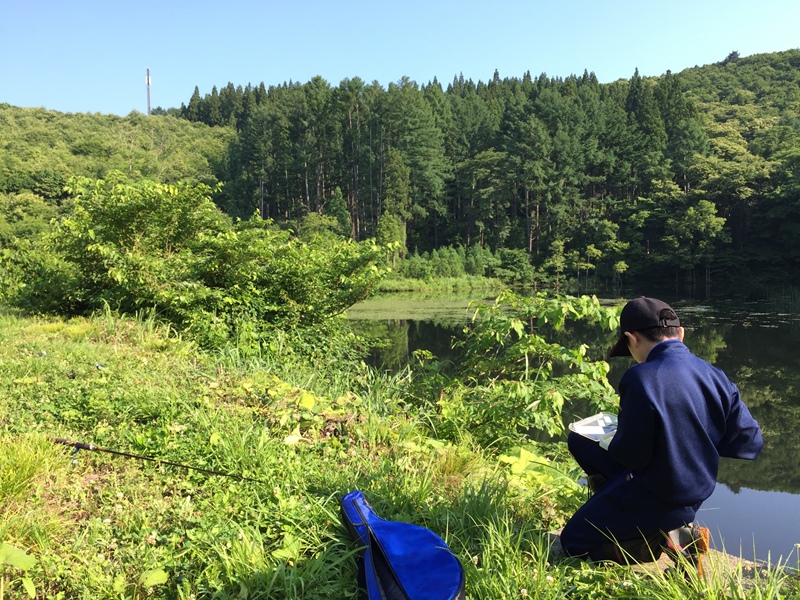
[219,82,243,128]
[205,86,223,127]
[655,71,709,190]
[326,186,351,237]
[383,147,412,222]
[184,86,203,122]
[625,69,670,197]
[381,77,449,250]
[499,89,552,255]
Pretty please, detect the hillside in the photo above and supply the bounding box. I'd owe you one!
[2,49,800,290]
[679,50,800,111]
[0,105,234,197]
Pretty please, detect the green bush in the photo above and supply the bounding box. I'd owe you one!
[0,174,387,351]
[414,291,620,449]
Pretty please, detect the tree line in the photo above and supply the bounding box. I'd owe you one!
[174,49,800,290]
[2,49,800,291]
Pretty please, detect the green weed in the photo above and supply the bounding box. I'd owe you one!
[0,308,793,598]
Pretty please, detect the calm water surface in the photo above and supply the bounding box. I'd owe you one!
[349,292,800,564]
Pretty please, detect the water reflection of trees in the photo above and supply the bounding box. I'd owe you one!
[710,324,800,494]
[349,319,462,373]
[349,320,411,372]
[609,318,800,494]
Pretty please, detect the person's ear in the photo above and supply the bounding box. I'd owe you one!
[624,330,638,349]
[678,326,685,342]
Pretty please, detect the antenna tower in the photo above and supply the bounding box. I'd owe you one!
[146,68,151,115]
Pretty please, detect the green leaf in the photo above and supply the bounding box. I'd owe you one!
[22,576,36,598]
[209,432,221,446]
[0,542,36,571]
[298,391,316,411]
[284,431,303,445]
[510,318,524,338]
[138,568,169,587]
[284,425,303,445]
[271,534,302,560]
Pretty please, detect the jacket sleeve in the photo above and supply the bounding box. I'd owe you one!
[718,385,763,459]
[607,371,656,470]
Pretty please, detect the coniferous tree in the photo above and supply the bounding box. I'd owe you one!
[205,86,223,126]
[381,77,449,251]
[625,69,670,198]
[382,147,412,221]
[184,86,203,122]
[655,71,709,191]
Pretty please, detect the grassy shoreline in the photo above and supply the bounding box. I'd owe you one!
[376,274,506,293]
[1,310,794,598]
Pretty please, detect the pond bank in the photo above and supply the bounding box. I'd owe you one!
[548,529,772,589]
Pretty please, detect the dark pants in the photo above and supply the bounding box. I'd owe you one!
[560,432,699,563]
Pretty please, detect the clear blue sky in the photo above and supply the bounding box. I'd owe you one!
[2,0,798,116]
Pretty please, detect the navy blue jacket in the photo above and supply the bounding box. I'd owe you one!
[608,339,763,506]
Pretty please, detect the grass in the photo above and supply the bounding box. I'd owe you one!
[376,274,505,293]
[346,289,496,322]
[0,309,796,598]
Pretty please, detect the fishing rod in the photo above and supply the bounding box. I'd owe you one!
[52,437,267,484]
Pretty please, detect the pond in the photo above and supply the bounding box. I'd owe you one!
[348,291,800,565]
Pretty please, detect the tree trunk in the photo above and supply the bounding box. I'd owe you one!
[525,188,532,254]
[304,159,310,211]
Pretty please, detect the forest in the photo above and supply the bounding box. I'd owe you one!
[2,49,800,292]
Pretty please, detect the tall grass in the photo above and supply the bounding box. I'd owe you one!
[0,308,795,598]
[0,433,68,550]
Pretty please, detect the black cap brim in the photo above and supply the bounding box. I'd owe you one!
[608,333,630,358]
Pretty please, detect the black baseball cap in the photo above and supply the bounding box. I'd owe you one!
[608,296,681,358]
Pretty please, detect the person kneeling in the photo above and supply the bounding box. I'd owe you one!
[560,297,762,574]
